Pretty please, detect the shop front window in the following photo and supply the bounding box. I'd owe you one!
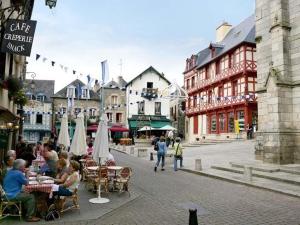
[211,115,216,132]
[228,112,234,132]
[219,114,225,132]
[237,110,245,131]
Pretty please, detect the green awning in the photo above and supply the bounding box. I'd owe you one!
[128,120,170,129]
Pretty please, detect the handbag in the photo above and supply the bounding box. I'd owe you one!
[45,209,60,221]
[154,143,158,151]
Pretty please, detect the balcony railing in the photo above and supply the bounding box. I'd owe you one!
[23,123,51,131]
[141,88,158,99]
[186,95,257,115]
[186,60,257,94]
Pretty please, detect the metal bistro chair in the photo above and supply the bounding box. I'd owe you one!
[94,167,109,194]
[0,184,22,220]
[83,160,98,185]
[115,167,132,196]
[106,160,116,180]
[57,188,80,214]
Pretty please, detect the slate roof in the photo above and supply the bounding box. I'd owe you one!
[125,66,171,87]
[52,79,99,100]
[117,76,127,88]
[104,80,122,89]
[23,79,55,103]
[193,14,255,70]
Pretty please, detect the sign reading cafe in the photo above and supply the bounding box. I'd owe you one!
[1,19,37,57]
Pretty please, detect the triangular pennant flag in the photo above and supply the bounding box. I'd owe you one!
[36,54,40,61]
[60,64,64,69]
[51,61,55,67]
[42,57,47,62]
[73,70,76,75]
[64,67,68,72]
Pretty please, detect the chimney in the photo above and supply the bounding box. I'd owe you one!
[216,22,232,43]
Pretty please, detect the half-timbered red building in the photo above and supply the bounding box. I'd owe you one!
[184,15,257,141]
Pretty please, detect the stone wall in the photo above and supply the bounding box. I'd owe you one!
[255,0,300,164]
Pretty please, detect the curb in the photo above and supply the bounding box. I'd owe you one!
[180,168,300,199]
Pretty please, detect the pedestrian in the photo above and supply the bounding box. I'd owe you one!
[173,137,183,171]
[154,136,167,172]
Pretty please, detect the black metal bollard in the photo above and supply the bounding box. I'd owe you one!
[189,209,198,225]
[150,152,154,161]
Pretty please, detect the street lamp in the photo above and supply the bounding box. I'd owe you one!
[45,0,57,9]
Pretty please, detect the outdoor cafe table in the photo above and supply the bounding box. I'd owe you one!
[86,166,99,171]
[25,183,53,216]
[107,166,123,178]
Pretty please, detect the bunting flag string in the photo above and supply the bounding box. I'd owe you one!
[33,53,94,80]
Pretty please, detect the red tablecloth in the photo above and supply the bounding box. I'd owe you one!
[25,184,52,193]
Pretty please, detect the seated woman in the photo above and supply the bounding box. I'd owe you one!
[1,156,14,184]
[54,159,68,184]
[55,160,80,197]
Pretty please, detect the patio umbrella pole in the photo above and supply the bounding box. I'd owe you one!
[89,158,110,204]
[89,85,110,204]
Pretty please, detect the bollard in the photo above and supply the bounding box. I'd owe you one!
[195,159,202,171]
[130,147,134,155]
[189,209,198,225]
[150,152,154,161]
[244,166,252,182]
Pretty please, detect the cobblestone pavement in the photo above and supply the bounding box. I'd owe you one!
[94,151,300,225]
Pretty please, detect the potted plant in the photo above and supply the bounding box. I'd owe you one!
[5,77,22,100]
[14,90,28,106]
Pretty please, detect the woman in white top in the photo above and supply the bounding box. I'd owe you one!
[55,160,80,196]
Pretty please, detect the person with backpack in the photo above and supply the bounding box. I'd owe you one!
[154,136,167,172]
[173,137,183,171]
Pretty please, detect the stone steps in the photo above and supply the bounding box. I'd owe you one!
[230,162,300,175]
[211,165,300,186]
[181,168,300,198]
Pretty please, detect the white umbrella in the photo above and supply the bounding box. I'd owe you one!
[89,114,110,204]
[70,113,87,156]
[57,114,70,148]
[159,125,177,131]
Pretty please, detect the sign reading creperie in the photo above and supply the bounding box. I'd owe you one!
[1,19,37,56]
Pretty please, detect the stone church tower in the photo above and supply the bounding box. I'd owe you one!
[255,0,300,164]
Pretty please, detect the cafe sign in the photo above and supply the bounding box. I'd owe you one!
[1,19,37,57]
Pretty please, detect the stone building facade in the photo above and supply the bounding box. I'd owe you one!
[23,79,55,143]
[102,76,127,127]
[52,79,100,137]
[255,0,300,164]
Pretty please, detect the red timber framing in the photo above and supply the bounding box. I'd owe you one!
[184,43,257,134]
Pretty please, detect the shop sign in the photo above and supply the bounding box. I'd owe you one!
[1,19,37,56]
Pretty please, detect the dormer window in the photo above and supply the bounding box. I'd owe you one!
[25,92,35,100]
[67,85,76,98]
[36,93,45,102]
[81,87,90,99]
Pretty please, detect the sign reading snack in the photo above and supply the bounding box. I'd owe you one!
[1,19,37,56]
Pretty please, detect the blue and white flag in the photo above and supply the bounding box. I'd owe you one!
[101,60,109,84]
[87,75,94,90]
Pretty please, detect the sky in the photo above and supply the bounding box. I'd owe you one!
[27,0,255,92]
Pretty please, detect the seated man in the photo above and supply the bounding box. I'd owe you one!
[3,159,40,222]
[40,151,57,178]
